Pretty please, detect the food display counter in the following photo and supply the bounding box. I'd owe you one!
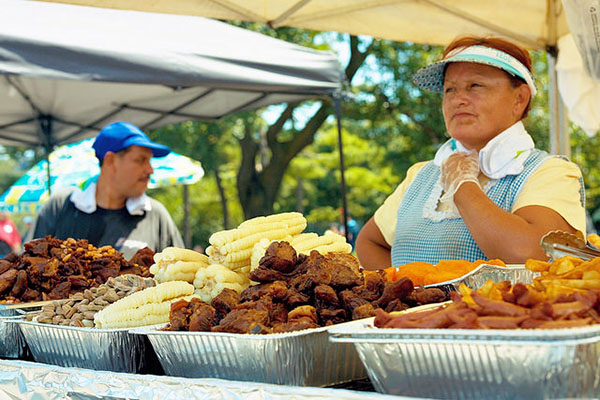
[0,359,406,400]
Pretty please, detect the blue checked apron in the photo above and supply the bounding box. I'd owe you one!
[390,150,585,265]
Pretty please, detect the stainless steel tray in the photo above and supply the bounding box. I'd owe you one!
[11,320,152,373]
[0,314,29,359]
[131,321,367,387]
[329,321,600,399]
[424,263,538,293]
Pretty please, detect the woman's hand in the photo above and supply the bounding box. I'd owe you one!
[440,152,480,201]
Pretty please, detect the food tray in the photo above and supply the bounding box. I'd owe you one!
[0,314,29,359]
[130,320,367,387]
[329,321,600,399]
[12,320,154,373]
[424,264,538,294]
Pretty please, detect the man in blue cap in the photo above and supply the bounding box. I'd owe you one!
[31,121,184,259]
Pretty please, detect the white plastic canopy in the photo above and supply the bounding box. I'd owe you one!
[41,0,582,155]
[0,0,342,149]
[36,0,570,50]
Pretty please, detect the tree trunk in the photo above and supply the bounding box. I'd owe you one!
[236,35,372,218]
[214,169,230,229]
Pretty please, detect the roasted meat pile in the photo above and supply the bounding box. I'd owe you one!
[0,236,155,303]
[167,241,446,334]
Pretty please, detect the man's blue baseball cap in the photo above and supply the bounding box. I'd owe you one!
[92,121,171,162]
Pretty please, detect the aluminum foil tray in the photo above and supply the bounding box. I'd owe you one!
[329,321,600,399]
[131,321,367,387]
[0,313,29,359]
[425,264,539,294]
[12,320,152,373]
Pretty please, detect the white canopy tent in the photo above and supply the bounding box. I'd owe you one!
[0,0,342,150]
[0,0,344,242]
[41,0,593,156]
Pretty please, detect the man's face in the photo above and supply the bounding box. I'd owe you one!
[442,62,528,151]
[113,145,154,199]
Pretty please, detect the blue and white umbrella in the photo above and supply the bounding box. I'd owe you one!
[0,138,204,213]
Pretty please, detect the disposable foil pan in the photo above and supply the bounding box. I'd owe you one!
[425,264,539,294]
[0,314,28,359]
[131,321,367,387]
[12,320,152,373]
[329,321,600,400]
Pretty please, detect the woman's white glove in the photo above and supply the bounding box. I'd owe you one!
[440,151,481,202]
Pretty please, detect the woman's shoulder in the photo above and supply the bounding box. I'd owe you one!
[536,154,582,176]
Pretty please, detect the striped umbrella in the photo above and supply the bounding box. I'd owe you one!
[0,138,203,213]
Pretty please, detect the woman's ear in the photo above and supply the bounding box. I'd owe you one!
[513,84,531,118]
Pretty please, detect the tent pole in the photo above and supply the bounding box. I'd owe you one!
[39,116,54,195]
[547,48,570,157]
[333,93,349,240]
[183,184,191,248]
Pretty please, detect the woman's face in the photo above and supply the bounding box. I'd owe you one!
[442,62,529,151]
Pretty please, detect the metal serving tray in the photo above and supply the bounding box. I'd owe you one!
[0,313,29,359]
[0,304,44,359]
[425,264,538,294]
[131,321,367,387]
[12,320,154,373]
[329,321,600,399]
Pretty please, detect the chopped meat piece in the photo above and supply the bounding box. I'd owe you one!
[0,269,18,294]
[325,253,364,288]
[285,287,310,307]
[352,303,376,320]
[0,260,12,275]
[189,299,216,331]
[168,297,217,332]
[211,288,241,321]
[9,270,28,297]
[318,308,347,325]
[21,288,40,302]
[385,298,410,313]
[259,241,297,273]
[272,319,319,333]
[128,247,155,268]
[48,281,71,300]
[235,296,275,314]
[314,285,340,309]
[248,266,290,283]
[407,287,447,306]
[2,253,20,264]
[339,289,369,313]
[373,277,414,309]
[290,252,332,292]
[118,265,143,276]
[68,275,90,289]
[91,262,121,283]
[288,305,318,323]
[269,302,289,324]
[169,299,192,331]
[212,309,270,334]
[351,285,380,302]
[240,281,288,302]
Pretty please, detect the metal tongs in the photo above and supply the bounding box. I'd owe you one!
[540,230,600,261]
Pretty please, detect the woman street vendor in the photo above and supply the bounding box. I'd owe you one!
[357,36,586,269]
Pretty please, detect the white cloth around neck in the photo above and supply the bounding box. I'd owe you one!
[70,182,152,215]
[433,121,534,179]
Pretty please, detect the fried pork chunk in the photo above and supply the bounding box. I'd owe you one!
[0,236,156,303]
[259,241,297,273]
[211,288,241,322]
[167,240,450,334]
[168,298,216,331]
[212,309,271,334]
